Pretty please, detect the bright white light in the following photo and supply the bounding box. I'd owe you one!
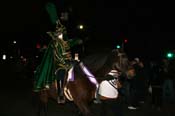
[2,54,6,60]
[74,53,79,61]
[79,25,84,29]
[13,41,16,44]
[58,33,63,39]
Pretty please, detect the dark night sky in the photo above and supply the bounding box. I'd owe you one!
[0,0,175,59]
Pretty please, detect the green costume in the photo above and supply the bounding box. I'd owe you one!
[34,2,82,92]
[45,2,58,25]
[33,42,55,92]
[33,21,82,92]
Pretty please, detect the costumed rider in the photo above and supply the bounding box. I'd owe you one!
[98,69,123,116]
[33,19,83,104]
[49,20,83,104]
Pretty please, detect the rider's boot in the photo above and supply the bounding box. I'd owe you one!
[57,80,65,104]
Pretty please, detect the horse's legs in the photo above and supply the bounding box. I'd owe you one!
[37,102,41,116]
[37,100,48,116]
[36,100,43,116]
[32,92,42,116]
[75,101,92,116]
[37,90,49,116]
[43,103,48,116]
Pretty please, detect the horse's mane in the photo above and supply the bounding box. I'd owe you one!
[81,51,110,74]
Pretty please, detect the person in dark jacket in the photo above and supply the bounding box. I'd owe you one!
[149,61,164,110]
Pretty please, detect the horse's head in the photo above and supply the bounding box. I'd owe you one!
[107,48,135,78]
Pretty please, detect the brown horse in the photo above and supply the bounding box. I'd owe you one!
[33,48,135,116]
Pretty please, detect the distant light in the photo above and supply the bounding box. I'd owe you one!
[78,25,84,30]
[167,52,174,58]
[116,45,121,49]
[124,39,128,43]
[2,54,6,60]
[10,56,13,59]
[36,55,39,58]
[13,40,16,44]
[36,43,41,49]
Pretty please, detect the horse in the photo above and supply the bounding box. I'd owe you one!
[33,48,135,116]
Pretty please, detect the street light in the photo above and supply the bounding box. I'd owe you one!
[124,39,128,43]
[13,40,16,44]
[116,45,121,49]
[78,24,84,30]
[2,54,6,60]
[166,52,174,59]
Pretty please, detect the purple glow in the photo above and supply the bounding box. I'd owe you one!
[79,62,99,87]
[68,67,74,81]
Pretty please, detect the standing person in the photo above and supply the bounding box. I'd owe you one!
[149,60,164,110]
[125,58,140,110]
[166,59,175,103]
[98,70,123,116]
[33,19,83,104]
[133,58,147,104]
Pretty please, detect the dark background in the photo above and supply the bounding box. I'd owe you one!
[0,1,175,115]
[0,0,175,60]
